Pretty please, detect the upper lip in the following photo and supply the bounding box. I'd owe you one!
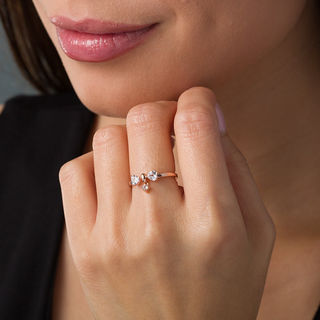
[50,16,156,34]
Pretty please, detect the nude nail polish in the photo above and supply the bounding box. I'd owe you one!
[215,103,227,135]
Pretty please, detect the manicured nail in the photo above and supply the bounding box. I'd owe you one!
[170,135,176,149]
[215,103,227,135]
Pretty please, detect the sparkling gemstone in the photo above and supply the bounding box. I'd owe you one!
[147,170,159,181]
[130,175,140,186]
[142,182,150,191]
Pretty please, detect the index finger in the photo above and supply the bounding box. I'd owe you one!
[174,87,242,225]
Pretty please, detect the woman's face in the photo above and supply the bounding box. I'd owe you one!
[32,0,307,117]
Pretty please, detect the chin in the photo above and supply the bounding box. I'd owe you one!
[66,66,206,119]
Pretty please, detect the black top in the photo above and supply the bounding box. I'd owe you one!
[0,91,95,319]
[0,91,319,320]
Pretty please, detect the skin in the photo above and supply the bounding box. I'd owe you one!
[21,0,320,318]
[57,89,276,320]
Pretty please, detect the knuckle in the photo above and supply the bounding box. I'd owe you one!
[58,153,92,184]
[58,160,79,184]
[126,103,163,133]
[193,223,247,258]
[179,86,216,102]
[174,104,214,139]
[92,125,124,148]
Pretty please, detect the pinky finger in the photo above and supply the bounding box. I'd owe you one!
[220,132,276,248]
[58,152,97,252]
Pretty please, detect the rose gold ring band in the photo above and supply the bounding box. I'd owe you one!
[129,170,178,192]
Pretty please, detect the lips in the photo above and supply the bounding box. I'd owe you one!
[50,16,158,62]
[50,16,157,34]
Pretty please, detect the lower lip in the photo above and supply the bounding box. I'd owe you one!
[56,24,158,62]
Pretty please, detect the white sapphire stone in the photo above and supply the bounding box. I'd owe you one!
[147,170,159,181]
[142,182,150,191]
[130,175,140,186]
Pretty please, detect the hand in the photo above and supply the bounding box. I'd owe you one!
[58,86,276,320]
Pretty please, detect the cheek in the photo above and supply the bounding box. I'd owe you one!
[201,0,308,84]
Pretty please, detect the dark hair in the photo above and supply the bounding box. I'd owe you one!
[0,0,73,94]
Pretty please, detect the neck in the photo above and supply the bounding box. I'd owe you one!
[215,1,320,241]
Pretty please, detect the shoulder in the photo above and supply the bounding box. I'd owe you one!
[0,104,4,115]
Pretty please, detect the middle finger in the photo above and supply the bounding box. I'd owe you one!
[126,101,183,202]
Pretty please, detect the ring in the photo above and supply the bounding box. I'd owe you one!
[129,170,178,192]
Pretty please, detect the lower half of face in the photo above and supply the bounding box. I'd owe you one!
[33,0,307,117]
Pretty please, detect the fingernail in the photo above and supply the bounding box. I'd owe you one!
[215,103,227,135]
[170,135,176,149]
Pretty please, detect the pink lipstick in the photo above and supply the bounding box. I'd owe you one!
[50,16,158,62]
